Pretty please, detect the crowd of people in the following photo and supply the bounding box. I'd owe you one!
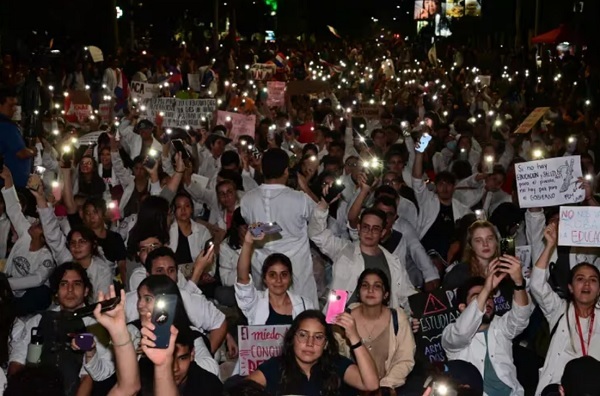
[0,30,599,396]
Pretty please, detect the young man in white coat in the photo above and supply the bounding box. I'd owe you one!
[442,257,533,396]
[240,148,318,306]
[412,138,472,264]
[309,195,417,313]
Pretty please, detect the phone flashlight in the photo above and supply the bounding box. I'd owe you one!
[148,148,158,157]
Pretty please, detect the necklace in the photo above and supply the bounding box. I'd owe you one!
[359,309,384,350]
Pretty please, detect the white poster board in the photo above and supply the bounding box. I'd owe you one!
[188,74,201,92]
[515,245,532,278]
[238,325,289,375]
[129,81,161,101]
[144,98,217,128]
[558,206,600,247]
[266,81,286,107]
[216,111,256,142]
[515,156,585,208]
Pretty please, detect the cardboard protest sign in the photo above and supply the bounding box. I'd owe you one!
[409,290,459,363]
[514,107,550,134]
[559,206,600,247]
[188,74,201,92]
[266,81,286,107]
[216,111,256,142]
[129,81,161,101]
[249,63,276,81]
[354,103,380,119]
[287,80,330,95]
[515,156,585,208]
[73,104,93,123]
[238,325,289,375]
[145,98,217,128]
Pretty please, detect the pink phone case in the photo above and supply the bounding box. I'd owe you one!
[325,290,348,324]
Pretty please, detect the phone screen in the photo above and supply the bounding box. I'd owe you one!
[171,139,191,160]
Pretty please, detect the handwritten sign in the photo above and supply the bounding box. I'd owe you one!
[99,103,112,123]
[354,103,380,119]
[238,325,289,375]
[514,107,550,134]
[129,81,161,101]
[249,63,276,81]
[409,290,459,363]
[266,81,286,107]
[144,98,216,128]
[216,111,256,142]
[188,74,201,92]
[559,206,600,247]
[515,156,585,208]
[73,104,92,123]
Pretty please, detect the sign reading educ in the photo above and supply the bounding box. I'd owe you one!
[238,325,289,375]
[558,206,600,247]
[515,156,585,208]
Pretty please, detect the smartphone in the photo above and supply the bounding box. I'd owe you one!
[62,149,73,168]
[500,237,515,256]
[203,239,214,252]
[474,209,486,221]
[26,174,42,192]
[325,289,349,324]
[151,294,178,349]
[249,222,283,237]
[71,295,121,319]
[416,133,432,153]
[248,145,261,159]
[324,180,345,203]
[171,139,191,160]
[74,333,95,351]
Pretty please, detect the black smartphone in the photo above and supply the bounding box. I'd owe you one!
[71,295,121,319]
[151,294,178,348]
[500,237,515,256]
[203,239,214,252]
[143,155,156,169]
[171,139,191,160]
[62,149,73,169]
[324,180,345,203]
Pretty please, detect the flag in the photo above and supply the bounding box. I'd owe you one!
[319,59,344,75]
[327,25,341,38]
[274,53,287,68]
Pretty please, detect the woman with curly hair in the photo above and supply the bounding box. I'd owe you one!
[247,310,379,396]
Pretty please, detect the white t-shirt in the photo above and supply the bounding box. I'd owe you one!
[5,237,55,297]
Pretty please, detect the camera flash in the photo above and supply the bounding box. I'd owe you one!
[335,179,343,185]
[148,148,157,157]
[568,136,576,143]
[62,146,71,153]
[310,155,317,162]
[485,155,494,163]
[156,300,166,309]
[585,174,593,181]
[532,149,543,159]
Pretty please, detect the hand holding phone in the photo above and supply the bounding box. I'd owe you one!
[416,133,432,153]
[26,174,42,192]
[171,139,191,160]
[249,222,283,237]
[73,333,95,351]
[324,180,345,203]
[151,294,178,349]
[325,290,348,324]
[500,237,515,257]
[71,295,121,319]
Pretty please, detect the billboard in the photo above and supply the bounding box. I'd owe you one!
[414,0,481,20]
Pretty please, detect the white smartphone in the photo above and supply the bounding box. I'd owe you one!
[416,133,432,153]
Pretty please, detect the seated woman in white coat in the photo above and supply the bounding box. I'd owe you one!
[442,259,533,396]
[235,229,314,325]
[530,223,600,396]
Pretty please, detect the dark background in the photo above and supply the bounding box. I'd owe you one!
[0,0,597,58]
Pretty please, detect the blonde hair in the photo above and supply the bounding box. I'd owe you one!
[462,220,500,277]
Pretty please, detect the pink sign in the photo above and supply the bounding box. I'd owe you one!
[99,103,112,123]
[266,81,286,107]
[238,325,289,375]
[216,111,256,142]
[73,104,93,123]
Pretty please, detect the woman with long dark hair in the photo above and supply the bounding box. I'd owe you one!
[74,155,107,198]
[348,268,415,392]
[531,223,600,395]
[247,310,379,396]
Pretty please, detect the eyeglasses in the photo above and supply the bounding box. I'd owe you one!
[139,242,161,254]
[69,238,90,247]
[295,330,326,346]
[360,224,383,234]
[383,179,400,186]
[346,162,359,168]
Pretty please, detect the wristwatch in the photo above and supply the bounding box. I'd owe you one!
[514,279,526,290]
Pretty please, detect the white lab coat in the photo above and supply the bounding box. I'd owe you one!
[412,177,473,239]
[219,241,263,287]
[530,266,600,395]
[169,220,213,273]
[37,207,113,299]
[442,298,533,396]
[454,174,512,217]
[117,119,162,160]
[0,214,11,259]
[240,183,318,306]
[308,206,417,313]
[525,210,600,269]
[184,178,244,231]
[11,307,115,381]
[2,186,55,296]
[196,145,222,180]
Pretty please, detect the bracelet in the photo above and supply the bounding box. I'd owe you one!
[350,340,363,350]
[110,337,132,347]
[514,279,527,290]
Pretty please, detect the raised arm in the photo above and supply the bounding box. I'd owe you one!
[0,167,32,237]
[347,174,372,229]
[308,199,350,261]
[60,166,78,215]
